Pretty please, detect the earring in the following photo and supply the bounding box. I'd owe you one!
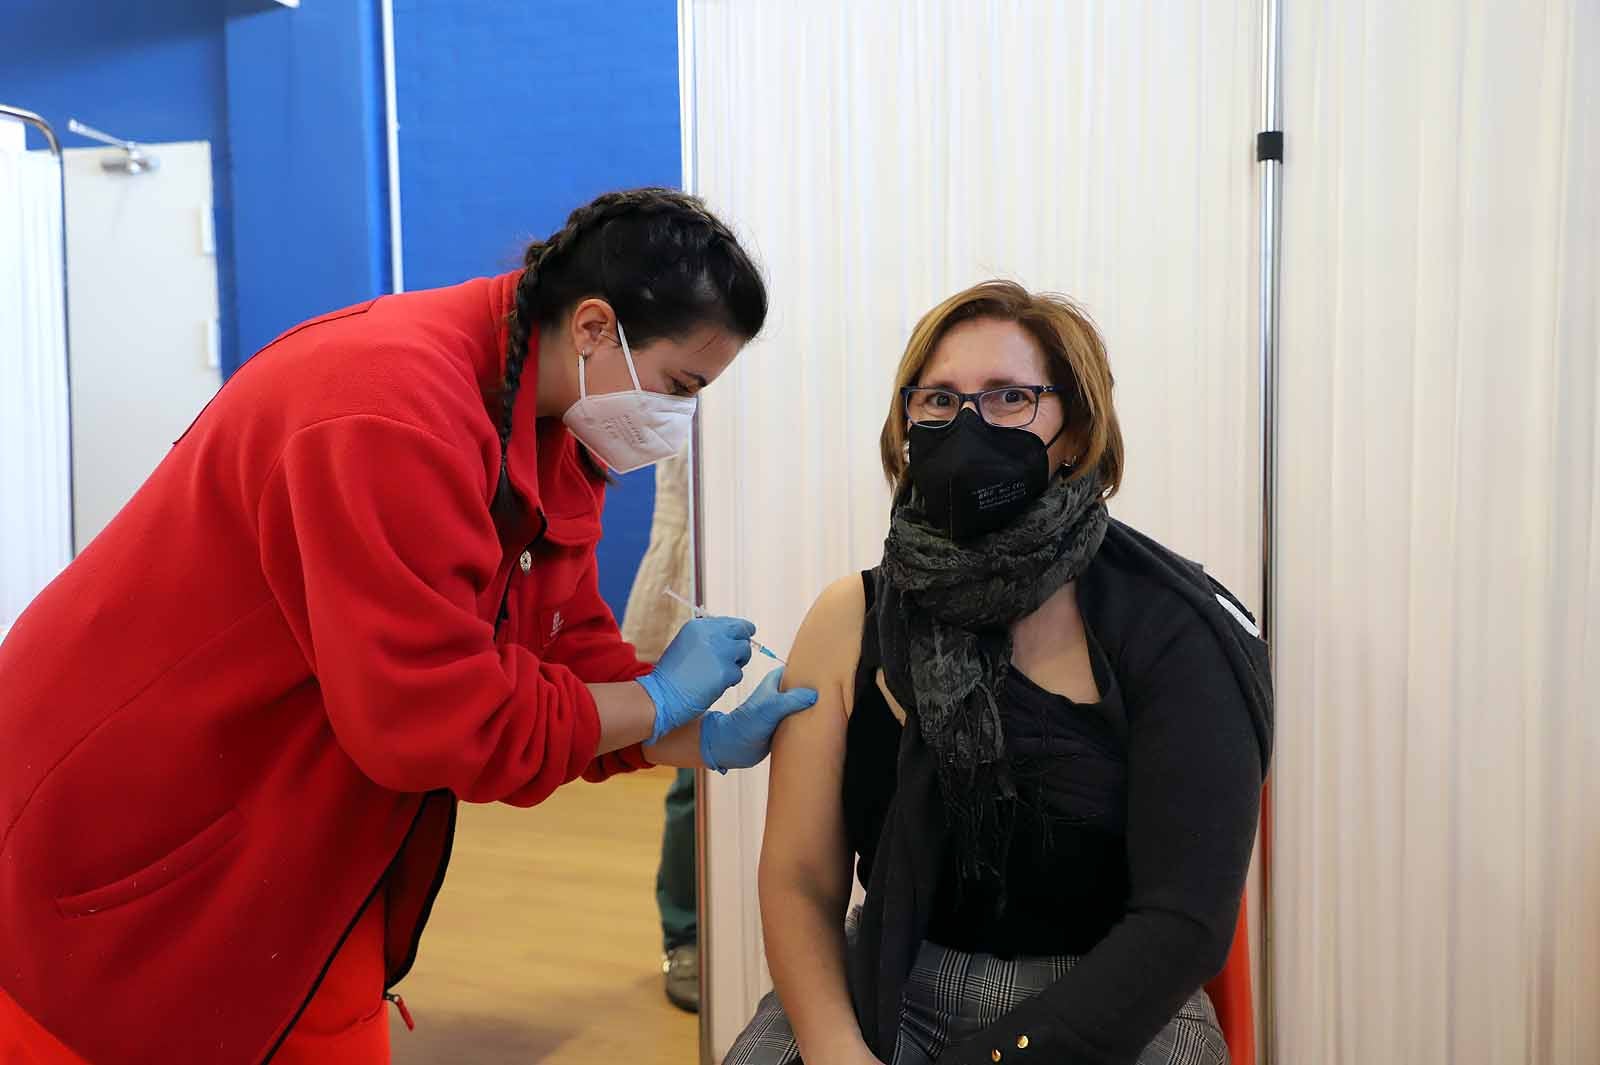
[580,348,592,360]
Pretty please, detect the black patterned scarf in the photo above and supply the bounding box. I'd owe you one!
[876,470,1109,885]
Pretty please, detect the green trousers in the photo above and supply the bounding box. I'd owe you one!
[657,768,698,950]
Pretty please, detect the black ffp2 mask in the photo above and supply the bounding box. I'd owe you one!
[906,408,1056,541]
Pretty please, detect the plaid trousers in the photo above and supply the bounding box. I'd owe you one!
[726,937,1228,1065]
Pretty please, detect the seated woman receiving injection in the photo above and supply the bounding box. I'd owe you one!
[727,282,1274,1065]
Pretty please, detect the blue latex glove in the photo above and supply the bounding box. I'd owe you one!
[637,615,756,746]
[700,668,820,773]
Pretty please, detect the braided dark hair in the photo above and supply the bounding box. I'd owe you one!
[498,187,766,496]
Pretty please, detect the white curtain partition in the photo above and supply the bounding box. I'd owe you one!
[0,118,72,635]
[1272,2,1600,1063]
[681,2,1264,1056]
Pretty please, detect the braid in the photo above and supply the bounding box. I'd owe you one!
[496,244,543,498]
[495,187,765,503]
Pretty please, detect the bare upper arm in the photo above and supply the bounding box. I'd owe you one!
[777,572,866,718]
[761,574,867,904]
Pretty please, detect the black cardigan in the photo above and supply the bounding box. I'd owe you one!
[849,520,1274,1065]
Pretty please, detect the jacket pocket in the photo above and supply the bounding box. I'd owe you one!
[55,808,243,918]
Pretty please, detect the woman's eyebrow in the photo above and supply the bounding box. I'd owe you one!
[914,375,1029,391]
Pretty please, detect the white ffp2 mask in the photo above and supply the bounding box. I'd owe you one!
[561,322,697,474]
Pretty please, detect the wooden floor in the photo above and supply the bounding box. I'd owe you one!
[388,766,698,1064]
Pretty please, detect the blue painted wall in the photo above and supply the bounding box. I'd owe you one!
[224,0,393,367]
[395,0,682,621]
[0,0,395,376]
[0,0,238,372]
[4,0,679,622]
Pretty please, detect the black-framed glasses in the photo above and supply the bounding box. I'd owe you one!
[901,385,1060,429]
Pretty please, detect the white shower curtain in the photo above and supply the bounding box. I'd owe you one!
[0,119,72,636]
[1271,1,1600,1062]
[681,2,1264,1054]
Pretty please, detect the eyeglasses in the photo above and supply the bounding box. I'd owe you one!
[901,385,1060,429]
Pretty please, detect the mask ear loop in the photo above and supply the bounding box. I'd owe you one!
[1041,423,1083,476]
[895,434,919,511]
[614,322,643,392]
[575,319,642,400]
[576,348,592,400]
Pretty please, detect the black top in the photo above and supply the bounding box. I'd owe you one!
[844,571,1132,958]
[846,522,1270,1065]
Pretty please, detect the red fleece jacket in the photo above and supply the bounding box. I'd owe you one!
[0,273,652,1065]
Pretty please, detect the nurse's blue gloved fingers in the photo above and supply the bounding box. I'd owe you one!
[705,616,755,668]
[700,668,820,773]
[639,615,757,745]
[708,616,757,641]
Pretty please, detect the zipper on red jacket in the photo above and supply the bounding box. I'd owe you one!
[258,795,441,1064]
[387,794,459,989]
[385,992,415,1031]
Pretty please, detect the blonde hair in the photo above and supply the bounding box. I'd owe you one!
[879,280,1125,496]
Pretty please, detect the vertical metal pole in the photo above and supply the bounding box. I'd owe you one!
[675,5,717,1059]
[689,412,715,1065]
[1256,0,1283,1059]
[1260,0,1282,651]
[379,0,405,294]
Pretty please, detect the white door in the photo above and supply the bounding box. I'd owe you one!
[64,141,220,550]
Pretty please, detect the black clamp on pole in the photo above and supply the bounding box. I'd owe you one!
[1256,130,1284,162]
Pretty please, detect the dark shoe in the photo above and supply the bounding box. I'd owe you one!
[663,944,700,1013]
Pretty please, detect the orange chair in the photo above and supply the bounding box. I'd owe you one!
[1204,894,1255,1065]
[1210,780,1269,1065]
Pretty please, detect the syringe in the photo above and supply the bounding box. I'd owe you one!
[664,589,786,664]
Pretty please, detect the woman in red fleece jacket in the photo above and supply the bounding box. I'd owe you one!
[0,188,815,1065]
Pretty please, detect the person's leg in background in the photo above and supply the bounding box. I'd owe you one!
[657,767,700,1012]
[617,448,700,1010]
